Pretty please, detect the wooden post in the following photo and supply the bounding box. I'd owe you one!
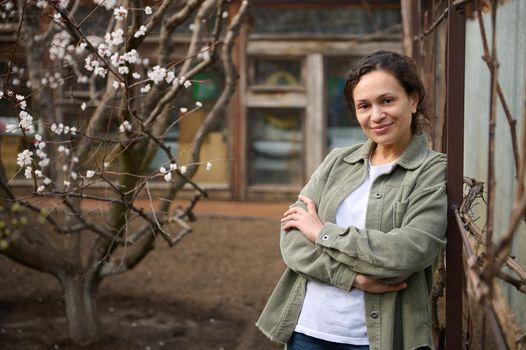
[446,0,465,348]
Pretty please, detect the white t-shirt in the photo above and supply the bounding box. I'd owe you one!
[294,159,396,345]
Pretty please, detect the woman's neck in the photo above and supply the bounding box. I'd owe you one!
[370,137,412,165]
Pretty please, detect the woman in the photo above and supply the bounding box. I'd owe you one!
[256,51,447,350]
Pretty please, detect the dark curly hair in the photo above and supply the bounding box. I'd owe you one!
[344,50,429,133]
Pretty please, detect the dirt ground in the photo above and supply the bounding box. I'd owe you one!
[0,216,287,350]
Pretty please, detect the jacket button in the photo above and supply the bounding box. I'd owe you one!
[321,234,329,241]
[374,193,382,199]
[370,311,379,319]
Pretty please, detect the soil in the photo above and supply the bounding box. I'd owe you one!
[0,216,287,350]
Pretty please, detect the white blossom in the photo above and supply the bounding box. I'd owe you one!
[93,0,116,10]
[169,163,178,171]
[16,94,24,101]
[19,100,27,110]
[36,0,47,8]
[53,12,62,23]
[77,76,88,84]
[159,166,167,174]
[148,65,167,85]
[24,167,33,179]
[19,111,34,134]
[72,157,79,163]
[62,164,68,171]
[122,49,140,64]
[63,180,71,187]
[86,170,95,178]
[144,6,152,15]
[70,127,77,135]
[197,46,210,61]
[132,72,141,79]
[39,158,50,168]
[205,161,212,171]
[37,185,46,193]
[16,150,33,167]
[183,80,192,88]
[163,172,172,182]
[94,66,107,78]
[140,84,151,94]
[76,42,87,54]
[166,71,175,84]
[134,25,147,38]
[43,177,52,185]
[112,81,120,89]
[70,172,78,180]
[179,107,188,113]
[57,0,69,9]
[81,102,87,111]
[113,6,127,21]
[222,11,229,19]
[97,43,112,57]
[0,91,4,98]
[58,145,70,155]
[195,101,203,108]
[179,76,186,85]
[118,66,129,75]
[180,166,187,174]
[119,121,132,133]
[12,78,20,86]
[5,124,17,133]
[105,28,124,47]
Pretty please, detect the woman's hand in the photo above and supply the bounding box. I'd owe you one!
[281,195,323,243]
[353,273,407,294]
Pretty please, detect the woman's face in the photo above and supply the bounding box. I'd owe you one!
[352,70,418,153]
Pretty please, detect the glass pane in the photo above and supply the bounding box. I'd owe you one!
[253,59,302,86]
[248,108,303,186]
[252,7,401,36]
[326,57,366,151]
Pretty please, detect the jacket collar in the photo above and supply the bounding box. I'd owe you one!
[343,130,429,170]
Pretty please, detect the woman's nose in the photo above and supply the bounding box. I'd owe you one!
[371,105,384,121]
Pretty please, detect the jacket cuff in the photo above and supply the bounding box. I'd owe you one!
[316,222,355,254]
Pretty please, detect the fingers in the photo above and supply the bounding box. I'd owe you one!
[377,281,407,293]
[281,213,302,222]
[298,194,317,213]
[282,206,306,217]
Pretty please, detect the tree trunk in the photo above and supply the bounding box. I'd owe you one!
[59,274,102,346]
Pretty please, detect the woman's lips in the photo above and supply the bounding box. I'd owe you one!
[370,123,393,134]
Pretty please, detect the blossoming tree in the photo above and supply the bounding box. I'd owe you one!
[0,0,249,345]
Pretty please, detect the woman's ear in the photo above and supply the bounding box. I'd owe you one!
[410,92,419,114]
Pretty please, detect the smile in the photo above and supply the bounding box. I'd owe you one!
[370,123,393,132]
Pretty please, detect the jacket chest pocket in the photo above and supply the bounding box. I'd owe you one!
[393,200,409,228]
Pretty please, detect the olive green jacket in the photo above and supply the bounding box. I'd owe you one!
[256,131,447,350]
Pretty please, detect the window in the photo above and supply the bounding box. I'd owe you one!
[325,56,366,151]
[248,107,303,186]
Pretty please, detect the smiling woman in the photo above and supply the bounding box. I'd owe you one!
[256,51,447,350]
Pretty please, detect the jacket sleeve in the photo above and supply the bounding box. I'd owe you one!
[280,148,358,291]
[314,156,447,283]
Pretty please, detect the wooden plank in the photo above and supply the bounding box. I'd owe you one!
[245,91,306,108]
[247,40,402,56]
[305,54,325,179]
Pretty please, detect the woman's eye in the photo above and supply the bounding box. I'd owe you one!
[384,98,393,104]
[357,104,368,110]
